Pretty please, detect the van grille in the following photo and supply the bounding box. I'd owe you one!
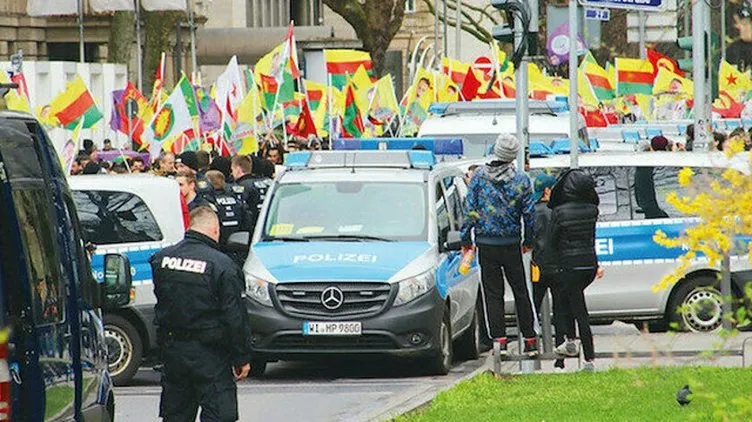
[274,282,393,318]
[269,334,396,350]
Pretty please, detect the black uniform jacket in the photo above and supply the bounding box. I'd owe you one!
[150,230,252,367]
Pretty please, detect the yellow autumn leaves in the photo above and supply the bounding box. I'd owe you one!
[652,139,752,292]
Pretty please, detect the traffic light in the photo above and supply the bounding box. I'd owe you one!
[491,0,517,44]
[676,37,693,73]
[675,32,720,100]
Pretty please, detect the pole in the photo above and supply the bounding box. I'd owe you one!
[683,0,690,59]
[135,0,143,92]
[720,0,726,60]
[442,0,448,60]
[721,254,732,330]
[454,0,461,59]
[638,11,646,59]
[692,0,708,149]
[189,0,198,76]
[77,0,85,63]
[175,20,183,76]
[434,0,440,62]
[568,0,579,169]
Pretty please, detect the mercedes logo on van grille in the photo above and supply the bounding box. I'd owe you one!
[321,286,344,310]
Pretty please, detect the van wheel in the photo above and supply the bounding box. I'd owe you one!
[668,276,725,333]
[104,314,143,386]
[249,359,267,378]
[455,301,481,361]
[426,309,453,375]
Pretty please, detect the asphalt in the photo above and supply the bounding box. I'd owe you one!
[113,324,752,421]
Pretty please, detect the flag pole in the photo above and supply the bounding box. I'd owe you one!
[188,0,198,75]
[77,0,85,63]
[135,0,143,92]
[327,73,335,140]
[279,102,289,146]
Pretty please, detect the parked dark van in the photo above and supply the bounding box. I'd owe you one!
[0,108,132,421]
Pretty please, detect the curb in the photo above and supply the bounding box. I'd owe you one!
[347,353,517,422]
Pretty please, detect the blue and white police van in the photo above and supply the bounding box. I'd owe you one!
[233,139,482,375]
[0,109,133,421]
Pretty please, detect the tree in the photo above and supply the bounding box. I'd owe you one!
[142,10,183,89]
[323,0,406,76]
[107,11,136,65]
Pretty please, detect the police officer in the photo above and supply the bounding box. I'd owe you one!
[177,151,212,194]
[204,170,247,246]
[229,155,266,231]
[150,206,251,421]
[176,170,215,212]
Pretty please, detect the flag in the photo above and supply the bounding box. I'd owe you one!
[615,58,654,96]
[195,85,221,133]
[501,77,515,98]
[140,0,187,11]
[342,81,364,138]
[110,82,148,145]
[442,57,471,87]
[90,0,135,11]
[352,64,373,91]
[0,73,31,113]
[325,49,374,90]
[652,67,693,97]
[143,52,167,125]
[258,73,279,111]
[27,0,77,15]
[304,80,328,136]
[63,119,85,174]
[581,61,615,101]
[712,91,745,118]
[646,48,684,78]
[437,74,459,103]
[143,76,198,159]
[578,71,600,108]
[50,76,103,129]
[254,26,298,110]
[605,62,616,90]
[719,60,751,100]
[460,69,482,101]
[292,99,317,138]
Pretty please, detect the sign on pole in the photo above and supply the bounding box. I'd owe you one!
[578,0,667,12]
[584,8,611,21]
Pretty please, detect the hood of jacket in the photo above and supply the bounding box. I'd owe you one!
[483,160,516,184]
[548,169,599,208]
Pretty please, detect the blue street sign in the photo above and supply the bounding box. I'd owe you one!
[578,0,666,12]
[584,8,611,21]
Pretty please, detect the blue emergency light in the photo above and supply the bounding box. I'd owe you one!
[283,148,446,170]
[331,138,464,155]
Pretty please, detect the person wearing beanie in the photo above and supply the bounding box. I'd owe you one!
[649,135,670,151]
[209,156,232,182]
[460,132,538,357]
[531,173,569,369]
[176,151,200,174]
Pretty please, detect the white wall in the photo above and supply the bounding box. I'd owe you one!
[0,61,128,153]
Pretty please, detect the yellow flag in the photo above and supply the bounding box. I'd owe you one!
[0,73,31,112]
[407,67,435,111]
[437,74,459,103]
[352,65,373,91]
[719,60,750,100]
[652,67,693,98]
[578,70,599,108]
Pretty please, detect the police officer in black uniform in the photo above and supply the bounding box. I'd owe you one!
[229,155,266,232]
[204,170,247,246]
[150,206,251,421]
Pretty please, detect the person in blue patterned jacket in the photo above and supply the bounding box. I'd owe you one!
[460,133,538,356]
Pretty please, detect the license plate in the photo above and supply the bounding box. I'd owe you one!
[302,321,362,336]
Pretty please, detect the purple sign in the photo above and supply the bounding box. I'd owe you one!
[546,23,588,66]
[97,150,151,164]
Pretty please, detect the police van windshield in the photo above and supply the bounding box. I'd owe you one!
[263,182,428,242]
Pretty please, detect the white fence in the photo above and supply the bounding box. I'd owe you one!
[1,61,128,153]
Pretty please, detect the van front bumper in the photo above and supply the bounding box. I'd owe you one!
[245,287,444,360]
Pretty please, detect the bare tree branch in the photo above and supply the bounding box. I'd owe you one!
[421,0,496,44]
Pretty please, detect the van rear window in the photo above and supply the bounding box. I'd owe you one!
[72,190,163,245]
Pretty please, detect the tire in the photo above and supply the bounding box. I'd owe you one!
[249,359,267,378]
[104,314,143,386]
[426,309,453,375]
[668,276,726,333]
[455,301,481,361]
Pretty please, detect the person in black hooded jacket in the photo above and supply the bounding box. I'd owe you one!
[545,169,604,372]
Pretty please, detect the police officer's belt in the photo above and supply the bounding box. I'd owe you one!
[161,327,223,344]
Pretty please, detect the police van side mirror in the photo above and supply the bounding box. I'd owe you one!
[102,254,133,308]
[226,231,251,254]
[443,231,463,252]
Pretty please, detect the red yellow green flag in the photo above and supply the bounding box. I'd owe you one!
[50,76,103,129]
[325,49,374,90]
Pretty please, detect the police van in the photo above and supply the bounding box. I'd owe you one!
[69,175,184,385]
[456,150,752,332]
[0,109,132,420]
[418,100,594,157]
[232,139,482,376]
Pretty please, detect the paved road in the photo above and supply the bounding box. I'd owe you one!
[114,322,645,421]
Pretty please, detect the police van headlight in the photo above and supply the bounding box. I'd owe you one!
[393,271,434,306]
[246,275,272,307]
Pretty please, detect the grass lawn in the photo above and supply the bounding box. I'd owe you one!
[396,367,752,422]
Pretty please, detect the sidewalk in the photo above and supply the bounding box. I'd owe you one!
[528,331,752,373]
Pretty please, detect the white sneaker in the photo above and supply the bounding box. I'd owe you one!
[554,340,579,357]
[582,361,595,372]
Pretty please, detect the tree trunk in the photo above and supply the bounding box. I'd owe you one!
[142,10,182,90]
[107,11,135,66]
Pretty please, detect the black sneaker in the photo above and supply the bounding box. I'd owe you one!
[495,337,508,356]
[523,337,539,357]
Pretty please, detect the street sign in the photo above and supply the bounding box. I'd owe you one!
[584,8,611,21]
[578,0,667,12]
